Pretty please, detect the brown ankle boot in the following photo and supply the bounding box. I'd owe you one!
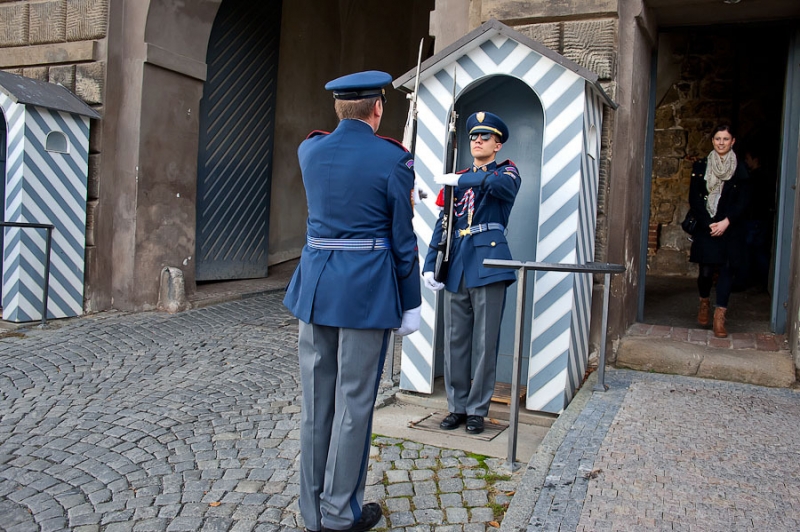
[697,297,711,327]
[713,307,727,338]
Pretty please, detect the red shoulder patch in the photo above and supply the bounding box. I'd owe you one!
[376,135,409,152]
[306,130,330,139]
[435,188,445,207]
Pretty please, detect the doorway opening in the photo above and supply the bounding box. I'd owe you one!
[643,24,790,334]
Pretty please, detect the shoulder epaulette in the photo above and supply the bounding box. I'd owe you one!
[497,159,516,168]
[376,135,409,152]
[306,130,330,139]
[456,168,470,175]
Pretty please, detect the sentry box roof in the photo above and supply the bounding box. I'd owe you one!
[0,70,101,119]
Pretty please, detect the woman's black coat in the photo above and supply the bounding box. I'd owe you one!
[688,158,750,265]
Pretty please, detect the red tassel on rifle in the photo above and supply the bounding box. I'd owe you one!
[435,188,444,207]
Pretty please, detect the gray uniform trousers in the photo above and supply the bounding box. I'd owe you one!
[443,277,507,417]
[297,321,390,531]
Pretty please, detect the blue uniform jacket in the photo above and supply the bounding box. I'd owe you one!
[424,160,521,292]
[284,119,422,329]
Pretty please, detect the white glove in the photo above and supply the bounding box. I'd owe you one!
[423,271,445,292]
[395,305,421,337]
[434,173,460,187]
[411,175,429,207]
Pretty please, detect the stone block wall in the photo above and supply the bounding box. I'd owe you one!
[0,0,108,311]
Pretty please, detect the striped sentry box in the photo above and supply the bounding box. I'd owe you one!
[0,85,94,322]
[395,20,614,414]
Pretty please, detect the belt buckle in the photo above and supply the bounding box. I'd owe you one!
[458,228,470,237]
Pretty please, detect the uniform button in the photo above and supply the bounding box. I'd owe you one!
[491,242,496,247]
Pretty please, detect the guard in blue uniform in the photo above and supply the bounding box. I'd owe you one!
[422,111,520,435]
[284,70,422,532]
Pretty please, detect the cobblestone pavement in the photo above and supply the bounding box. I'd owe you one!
[0,292,521,532]
[527,370,800,531]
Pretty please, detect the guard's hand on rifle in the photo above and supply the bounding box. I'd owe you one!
[434,173,461,187]
[395,305,421,336]
[423,271,445,291]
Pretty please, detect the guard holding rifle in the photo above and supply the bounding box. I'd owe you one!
[422,111,520,435]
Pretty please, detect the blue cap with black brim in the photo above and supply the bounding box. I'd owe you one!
[325,70,392,101]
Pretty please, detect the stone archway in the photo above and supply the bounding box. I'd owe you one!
[100,0,222,310]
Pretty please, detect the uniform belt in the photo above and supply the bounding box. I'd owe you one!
[307,236,392,251]
[456,223,505,238]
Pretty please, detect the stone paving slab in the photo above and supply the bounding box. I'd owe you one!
[0,292,523,531]
[518,369,800,531]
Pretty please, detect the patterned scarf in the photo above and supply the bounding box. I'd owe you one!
[705,150,737,217]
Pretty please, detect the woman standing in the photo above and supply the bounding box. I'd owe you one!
[689,125,750,338]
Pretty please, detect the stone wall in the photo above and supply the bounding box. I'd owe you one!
[0,0,108,311]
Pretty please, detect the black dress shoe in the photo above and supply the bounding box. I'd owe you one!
[439,412,467,430]
[466,415,484,434]
[321,502,383,532]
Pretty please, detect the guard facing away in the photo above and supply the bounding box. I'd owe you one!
[422,111,520,435]
[284,70,422,532]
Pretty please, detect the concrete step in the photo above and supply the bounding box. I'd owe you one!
[616,323,796,388]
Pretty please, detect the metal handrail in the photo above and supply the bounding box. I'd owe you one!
[0,221,55,327]
[483,259,626,469]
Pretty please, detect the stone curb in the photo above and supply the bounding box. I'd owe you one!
[499,371,599,532]
[618,336,796,388]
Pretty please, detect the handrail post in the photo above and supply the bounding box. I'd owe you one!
[39,226,53,328]
[592,272,612,392]
[506,265,527,471]
[482,259,625,466]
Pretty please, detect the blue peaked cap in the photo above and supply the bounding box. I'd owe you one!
[466,111,510,142]
[325,70,391,101]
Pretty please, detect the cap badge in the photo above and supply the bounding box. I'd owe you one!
[477,112,485,123]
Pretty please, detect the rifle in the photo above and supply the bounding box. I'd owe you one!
[434,72,458,283]
[408,38,424,161]
[404,39,426,207]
